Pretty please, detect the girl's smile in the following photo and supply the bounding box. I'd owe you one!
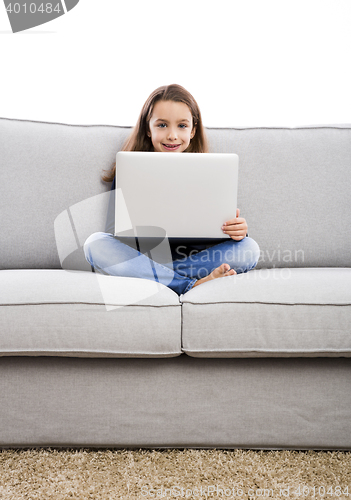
[148,100,195,153]
[162,143,181,151]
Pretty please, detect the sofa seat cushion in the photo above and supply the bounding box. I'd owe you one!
[181,268,351,357]
[0,270,181,357]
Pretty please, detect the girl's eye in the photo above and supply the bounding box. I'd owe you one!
[158,123,166,128]
[179,124,187,129]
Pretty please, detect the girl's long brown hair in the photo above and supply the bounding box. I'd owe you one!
[102,84,209,182]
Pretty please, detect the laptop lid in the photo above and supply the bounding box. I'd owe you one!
[114,151,238,243]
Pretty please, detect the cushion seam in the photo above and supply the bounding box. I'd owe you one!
[181,301,351,306]
[0,350,182,356]
[182,348,351,353]
[1,117,350,131]
[0,302,180,308]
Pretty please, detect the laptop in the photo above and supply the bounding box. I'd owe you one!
[114,151,238,245]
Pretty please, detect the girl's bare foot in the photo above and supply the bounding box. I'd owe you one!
[191,263,236,289]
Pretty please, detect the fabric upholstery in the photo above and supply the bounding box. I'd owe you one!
[1,356,350,449]
[1,118,350,270]
[181,268,351,357]
[0,270,181,357]
[1,118,351,449]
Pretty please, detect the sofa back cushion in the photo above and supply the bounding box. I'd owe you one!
[209,126,351,269]
[1,117,350,270]
[0,118,130,270]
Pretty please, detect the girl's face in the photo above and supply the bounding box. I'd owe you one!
[148,100,195,153]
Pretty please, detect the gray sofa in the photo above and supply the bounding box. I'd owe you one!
[1,117,350,449]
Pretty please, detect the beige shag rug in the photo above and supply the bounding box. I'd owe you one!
[0,449,351,499]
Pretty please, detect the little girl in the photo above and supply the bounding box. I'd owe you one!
[84,84,260,295]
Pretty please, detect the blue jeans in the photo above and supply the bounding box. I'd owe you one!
[83,232,260,295]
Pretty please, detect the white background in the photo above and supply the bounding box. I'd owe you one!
[0,0,350,127]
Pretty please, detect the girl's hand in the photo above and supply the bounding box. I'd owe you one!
[221,208,248,241]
